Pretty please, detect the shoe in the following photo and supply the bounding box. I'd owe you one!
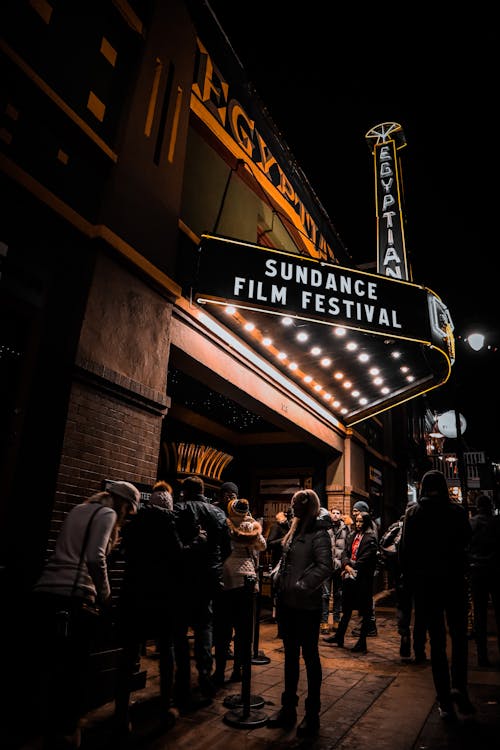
[352,625,377,637]
[350,639,367,654]
[296,714,320,738]
[322,633,343,645]
[212,671,226,688]
[400,634,411,658]
[229,669,242,682]
[160,707,178,731]
[438,702,457,721]
[320,623,330,634]
[267,707,297,729]
[450,689,476,715]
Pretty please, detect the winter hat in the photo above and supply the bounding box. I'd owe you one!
[220,481,239,496]
[228,497,250,523]
[353,500,369,514]
[108,481,140,513]
[150,480,173,510]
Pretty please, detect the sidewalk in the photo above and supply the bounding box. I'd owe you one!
[19,596,500,749]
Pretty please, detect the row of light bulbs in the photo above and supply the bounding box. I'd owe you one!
[223,306,417,416]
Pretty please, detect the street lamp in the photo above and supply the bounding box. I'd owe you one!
[466,333,485,352]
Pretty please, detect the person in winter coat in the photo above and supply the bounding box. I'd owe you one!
[266,489,333,739]
[324,511,378,653]
[212,498,266,686]
[320,508,348,634]
[468,494,500,666]
[33,481,140,749]
[172,475,232,707]
[351,500,379,637]
[399,469,474,720]
[113,480,196,736]
[379,500,427,662]
[267,510,291,631]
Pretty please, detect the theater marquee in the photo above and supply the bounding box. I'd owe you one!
[193,235,454,425]
[196,235,450,345]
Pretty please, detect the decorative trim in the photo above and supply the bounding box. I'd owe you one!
[74,354,169,416]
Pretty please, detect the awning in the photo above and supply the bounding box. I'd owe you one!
[192,234,454,426]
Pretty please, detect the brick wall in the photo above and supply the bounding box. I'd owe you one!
[49,379,163,551]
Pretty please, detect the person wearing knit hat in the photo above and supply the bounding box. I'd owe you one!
[227,497,250,523]
[214,481,239,515]
[212,499,266,687]
[350,500,379,638]
[353,500,369,514]
[33,483,139,746]
[113,479,181,735]
[149,479,173,510]
[221,481,239,497]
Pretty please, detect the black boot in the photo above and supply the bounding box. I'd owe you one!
[351,637,367,653]
[267,706,297,729]
[323,633,344,647]
[267,693,298,729]
[297,714,320,738]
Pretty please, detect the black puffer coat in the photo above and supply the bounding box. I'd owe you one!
[277,510,333,610]
[119,503,183,613]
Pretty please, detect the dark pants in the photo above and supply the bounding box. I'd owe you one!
[336,577,372,642]
[173,595,213,700]
[213,586,253,676]
[277,604,322,715]
[114,607,174,725]
[33,593,98,738]
[396,576,427,655]
[470,566,500,660]
[413,577,469,704]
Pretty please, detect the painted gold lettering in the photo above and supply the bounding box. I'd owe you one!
[228,100,254,157]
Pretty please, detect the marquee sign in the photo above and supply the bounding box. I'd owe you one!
[195,235,449,349]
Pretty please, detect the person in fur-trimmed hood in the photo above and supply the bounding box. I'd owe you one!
[212,498,266,687]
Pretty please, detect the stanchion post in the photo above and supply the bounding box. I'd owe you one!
[223,574,268,728]
[252,562,270,665]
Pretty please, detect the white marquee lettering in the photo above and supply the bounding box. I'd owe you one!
[382,194,395,211]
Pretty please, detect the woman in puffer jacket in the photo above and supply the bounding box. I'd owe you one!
[267,489,333,739]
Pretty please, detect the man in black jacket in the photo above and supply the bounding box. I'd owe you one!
[173,475,232,707]
[400,470,473,720]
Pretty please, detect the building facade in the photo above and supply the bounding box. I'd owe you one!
[1,0,453,606]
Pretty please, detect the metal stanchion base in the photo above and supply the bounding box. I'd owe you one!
[223,692,265,709]
[223,707,269,728]
[251,650,271,665]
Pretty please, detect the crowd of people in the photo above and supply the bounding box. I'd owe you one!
[29,469,499,747]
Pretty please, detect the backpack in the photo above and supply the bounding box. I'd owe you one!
[377,520,402,568]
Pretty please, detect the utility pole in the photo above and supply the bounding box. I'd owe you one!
[455,409,468,515]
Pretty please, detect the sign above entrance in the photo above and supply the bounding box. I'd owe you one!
[195,235,451,348]
[193,234,454,426]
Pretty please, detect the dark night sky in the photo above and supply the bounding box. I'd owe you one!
[206,2,500,461]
